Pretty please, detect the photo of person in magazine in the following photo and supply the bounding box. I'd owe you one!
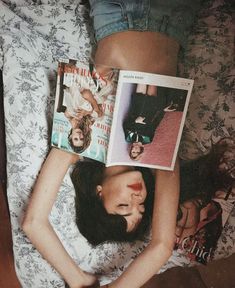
[53,61,117,154]
[174,137,235,264]
[123,84,185,161]
[107,78,189,169]
[175,196,223,264]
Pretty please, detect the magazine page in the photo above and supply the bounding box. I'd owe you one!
[175,187,235,265]
[51,59,118,163]
[106,70,194,170]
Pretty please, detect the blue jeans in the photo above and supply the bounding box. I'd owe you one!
[89,0,201,48]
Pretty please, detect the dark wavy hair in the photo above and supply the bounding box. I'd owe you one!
[68,115,94,153]
[71,161,154,246]
[179,137,235,205]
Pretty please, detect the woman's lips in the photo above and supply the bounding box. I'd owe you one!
[127,183,143,191]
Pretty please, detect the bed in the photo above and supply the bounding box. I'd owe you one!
[0,0,234,287]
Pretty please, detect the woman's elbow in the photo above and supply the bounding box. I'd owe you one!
[166,242,174,257]
[150,240,174,259]
[22,215,35,236]
[164,237,175,254]
[21,214,45,239]
[161,242,174,259]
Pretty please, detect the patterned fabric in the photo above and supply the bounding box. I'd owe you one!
[0,0,234,287]
[178,0,235,159]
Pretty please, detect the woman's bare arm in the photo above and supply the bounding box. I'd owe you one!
[108,159,180,288]
[22,148,97,288]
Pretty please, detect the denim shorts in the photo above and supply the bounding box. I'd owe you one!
[89,0,201,48]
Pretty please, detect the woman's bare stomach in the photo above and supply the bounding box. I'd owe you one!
[94,31,180,76]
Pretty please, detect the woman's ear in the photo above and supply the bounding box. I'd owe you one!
[96,185,102,197]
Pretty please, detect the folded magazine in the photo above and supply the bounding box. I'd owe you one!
[51,59,194,170]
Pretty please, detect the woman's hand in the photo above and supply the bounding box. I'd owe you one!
[74,108,92,119]
[135,116,146,124]
[83,272,99,288]
[72,272,99,288]
[64,108,74,120]
[65,271,98,288]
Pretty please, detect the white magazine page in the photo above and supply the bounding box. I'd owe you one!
[106,70,194,170]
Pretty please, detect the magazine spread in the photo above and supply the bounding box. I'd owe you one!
[51,59,194,170]
[175,187,235,265]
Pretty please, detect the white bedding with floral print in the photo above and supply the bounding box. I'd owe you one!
[0,0,234,287]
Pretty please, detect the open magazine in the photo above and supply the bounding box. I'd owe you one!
[51,59,194,170]
[175,185,235,265]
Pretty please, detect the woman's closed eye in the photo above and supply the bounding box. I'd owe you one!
[116,204,130,214]
[118,203,145,208]
[117,204,131,214]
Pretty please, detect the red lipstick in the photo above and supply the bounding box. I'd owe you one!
[127,183,142,191]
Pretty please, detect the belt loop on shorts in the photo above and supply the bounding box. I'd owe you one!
[118,0,132,29]
[160,15,170,33]
[145,0,151,29]
[127,12,134,29]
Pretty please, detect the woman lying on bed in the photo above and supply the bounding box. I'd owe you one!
[22,148,179,288]
[22,1,201,287]
[22,136,235,288]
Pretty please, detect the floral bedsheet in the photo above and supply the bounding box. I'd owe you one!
[0,0,234,287]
